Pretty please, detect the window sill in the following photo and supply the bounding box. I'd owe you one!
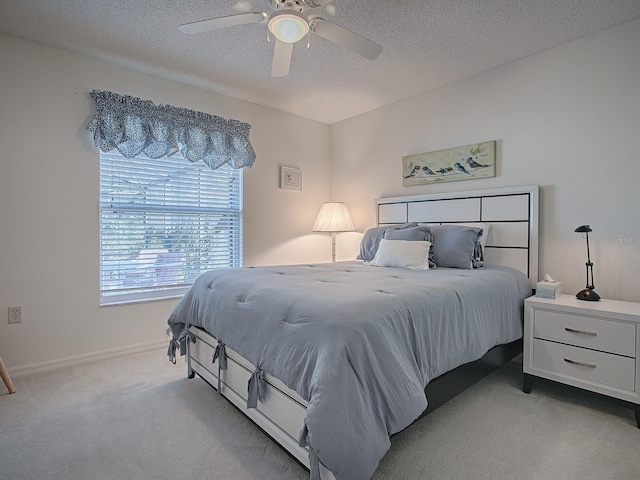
[100,287,189,307]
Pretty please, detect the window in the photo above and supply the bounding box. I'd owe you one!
[99,151,243,304]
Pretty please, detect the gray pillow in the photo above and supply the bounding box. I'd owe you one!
[356,223,418,261]
[427,224,484,269]
[384,226,436,268]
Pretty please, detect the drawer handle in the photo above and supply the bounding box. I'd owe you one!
[564,327,597,336]
[564,358,596,369]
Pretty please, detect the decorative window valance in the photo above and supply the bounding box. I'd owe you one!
[87,90,255,169]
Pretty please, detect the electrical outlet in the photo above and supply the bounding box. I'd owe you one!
[8,306,22,324]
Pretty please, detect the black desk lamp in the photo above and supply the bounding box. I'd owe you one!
[575,225,600,301]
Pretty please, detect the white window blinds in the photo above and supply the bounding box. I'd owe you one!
[100,151,243,304]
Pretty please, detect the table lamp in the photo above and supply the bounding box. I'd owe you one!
[575,225,600,301]
[313,202,354,262]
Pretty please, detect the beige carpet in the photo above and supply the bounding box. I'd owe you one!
[1,350,638,480]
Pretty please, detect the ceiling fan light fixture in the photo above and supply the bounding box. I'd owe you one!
[268,11,309,43]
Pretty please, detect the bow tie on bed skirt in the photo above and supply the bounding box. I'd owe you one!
[166,327,196,364]
[247,366,266,409]
[212,341,228,395]
[299,420,322,480]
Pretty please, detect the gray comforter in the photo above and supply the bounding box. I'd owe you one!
[168,261,531,480]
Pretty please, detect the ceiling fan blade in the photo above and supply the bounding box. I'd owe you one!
[306,0,335,6]
[271,39,293,77]
[179,12,266,35]
[311,18,383,60]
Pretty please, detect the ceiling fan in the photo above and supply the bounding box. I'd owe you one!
[178,0,383,77]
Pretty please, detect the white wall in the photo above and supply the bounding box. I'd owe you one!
[330,18,640,303]
[0,33,331,371]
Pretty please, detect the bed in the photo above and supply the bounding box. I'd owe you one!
[167,184,539,480]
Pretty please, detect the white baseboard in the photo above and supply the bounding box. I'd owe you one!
[8,339,167,378]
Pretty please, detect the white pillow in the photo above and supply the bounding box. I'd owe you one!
[368,239,431,270]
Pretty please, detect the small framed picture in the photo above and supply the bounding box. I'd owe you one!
[280,166,302,190]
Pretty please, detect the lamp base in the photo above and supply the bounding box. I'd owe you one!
[576,288,601,301]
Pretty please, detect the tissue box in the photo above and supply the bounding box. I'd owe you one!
[536,281,562,299]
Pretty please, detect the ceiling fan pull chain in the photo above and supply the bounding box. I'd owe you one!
[307,30,311,49]
[267,30,271,43]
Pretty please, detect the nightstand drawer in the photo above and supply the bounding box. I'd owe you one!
[534,310,636,357]
[533,339,636,391]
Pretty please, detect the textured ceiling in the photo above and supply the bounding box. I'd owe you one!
[1,0,640,124]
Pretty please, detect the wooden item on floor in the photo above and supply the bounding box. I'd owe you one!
[0,355,16,394]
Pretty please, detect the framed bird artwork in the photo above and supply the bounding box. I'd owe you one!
[402,141,496,186]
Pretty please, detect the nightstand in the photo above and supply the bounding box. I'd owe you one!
[523,295,640,428]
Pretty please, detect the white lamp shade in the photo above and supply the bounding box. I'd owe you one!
[268,11,309,44]
[313,202,355,232]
